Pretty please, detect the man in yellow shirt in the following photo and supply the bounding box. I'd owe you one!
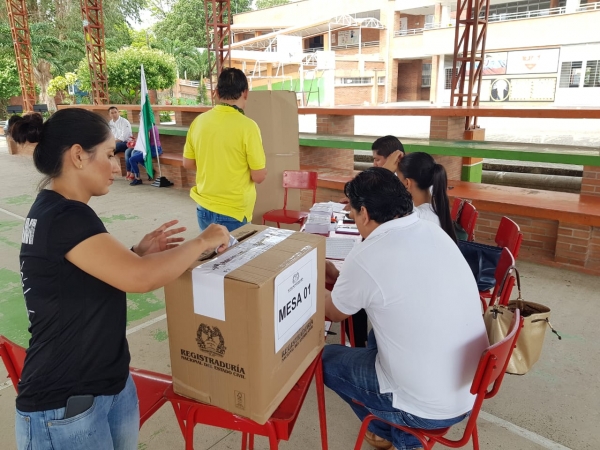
[183,68,267,231]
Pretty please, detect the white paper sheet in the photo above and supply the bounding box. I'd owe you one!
[273,248,318,352]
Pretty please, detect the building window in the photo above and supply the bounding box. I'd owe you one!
[424,14,435,29]
[336,77,373,85]
[422,63,432,87]
[584,60,600,88]
[445,68,458,89]
[559,61,583,88]
[378,76,385,85]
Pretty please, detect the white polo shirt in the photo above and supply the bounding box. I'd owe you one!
[331,213,488,419]
[109,116,132,142]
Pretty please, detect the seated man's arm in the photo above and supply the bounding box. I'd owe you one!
[251,168,268,184]
[326,256,374,323]
[183,157,196,171]
[325,290,350,322]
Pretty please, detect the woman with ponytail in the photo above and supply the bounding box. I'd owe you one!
[11,110,231,450]
[397,152,458,243]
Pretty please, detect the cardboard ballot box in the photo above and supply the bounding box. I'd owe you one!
[164,224,326,424]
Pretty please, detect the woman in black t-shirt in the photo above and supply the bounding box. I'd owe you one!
[12,110,231,450]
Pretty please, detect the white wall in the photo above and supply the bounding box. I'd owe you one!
[554,43,600,106]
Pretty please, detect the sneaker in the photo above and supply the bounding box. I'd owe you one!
[364,430,393,450]
[129,179,143,186]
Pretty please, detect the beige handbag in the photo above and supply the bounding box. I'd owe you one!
[483,267,561,375]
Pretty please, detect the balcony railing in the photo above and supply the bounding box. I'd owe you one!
[305,41,380,53]
[394,3,600,37]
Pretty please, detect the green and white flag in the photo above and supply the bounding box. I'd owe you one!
[133,64,156,179]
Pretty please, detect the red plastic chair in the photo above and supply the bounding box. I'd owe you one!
[450,197,463,222]
[495,217,523,259]
[0,335,169,430]
[480,248,516,312]
[165,350,328,450]
[263,171,318,228]
[458,201,478,242]
[353,310,523,450]
[325,280,355,348]
[480,217,523,302]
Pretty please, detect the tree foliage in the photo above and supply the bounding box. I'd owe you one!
[0,55,21,117]
[77,47,177,104]
[256,0,290,10]
[153,0,251,49]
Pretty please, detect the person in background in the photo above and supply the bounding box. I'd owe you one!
[372,135,405,169]
[396,152,457,243]
[324,167,488,450]
[183,68,267,232]
[108,106,132,154]
[11,109,230,450]
[128,124,163,186]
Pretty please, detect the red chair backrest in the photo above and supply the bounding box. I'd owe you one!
[0,335,26,390]
[489,248,516,308]
[495,217,523,259]
[450,197,462,222]
[282,171,318,209]
[458,202,479,241]
[449,310,523,447]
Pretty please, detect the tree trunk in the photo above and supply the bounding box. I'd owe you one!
[34,59,56,110]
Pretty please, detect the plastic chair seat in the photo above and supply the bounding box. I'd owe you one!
[262,209,309,225]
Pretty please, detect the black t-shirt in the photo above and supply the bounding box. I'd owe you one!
[16,190,130,412]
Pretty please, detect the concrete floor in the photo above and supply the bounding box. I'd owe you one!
[1,136,599,449]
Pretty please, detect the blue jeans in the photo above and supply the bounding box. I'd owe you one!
[15,374,139,450]
[115,141,128,154]
[196,205,247,232]
[125,148,134,172]
[322,330,469,450]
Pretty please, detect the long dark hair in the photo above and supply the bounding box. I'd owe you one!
[10,109,112,189]
[399,152,457,243]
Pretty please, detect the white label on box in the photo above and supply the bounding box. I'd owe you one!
[274,248,318,353]
[192,228,294,321]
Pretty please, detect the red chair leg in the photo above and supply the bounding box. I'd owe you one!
[472,425,480,450]
[315,357,328,450]
[267,422,279,449]
[480,296,488,313]
[340,321,346,346]
[354,415,375,450]
[249,434,255,450]
[276,222,281,228]
[348,318,356,348]
[241,432,247,450]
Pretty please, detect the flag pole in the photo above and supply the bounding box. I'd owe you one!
[150,124,163,179]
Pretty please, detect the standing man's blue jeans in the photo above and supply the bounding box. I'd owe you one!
[322,330,469,450]
[196,205,247,232]
[15,374,139,450]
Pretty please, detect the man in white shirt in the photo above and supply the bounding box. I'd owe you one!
[108,106,132,154]
[324,167,488,450]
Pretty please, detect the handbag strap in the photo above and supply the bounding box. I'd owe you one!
[490,264,520,308]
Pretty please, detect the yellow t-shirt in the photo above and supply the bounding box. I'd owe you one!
[183,105,266,222]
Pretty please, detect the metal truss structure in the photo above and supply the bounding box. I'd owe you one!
[205,0,232,104]
[81,0,110,105]
[5,0,36,112]
[449,0,491,130]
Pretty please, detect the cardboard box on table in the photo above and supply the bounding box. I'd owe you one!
[164,224,326,425]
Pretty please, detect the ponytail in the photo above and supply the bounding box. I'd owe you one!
[399,152,458,244]
[431,163,458,244]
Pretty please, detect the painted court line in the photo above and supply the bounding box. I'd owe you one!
[479,411,571,449]
[0,206,26,221]
[0,208,575,449]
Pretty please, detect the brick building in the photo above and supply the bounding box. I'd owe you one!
[229,0,600,106]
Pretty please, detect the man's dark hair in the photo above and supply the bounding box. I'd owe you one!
[217,68,248,100]
[372,135,405,158]
[108,106,118,112]
[344,167,413,224]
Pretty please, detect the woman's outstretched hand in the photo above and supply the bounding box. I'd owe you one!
[134,220,186,256]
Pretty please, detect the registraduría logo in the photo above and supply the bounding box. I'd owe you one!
[196,324,226,357]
